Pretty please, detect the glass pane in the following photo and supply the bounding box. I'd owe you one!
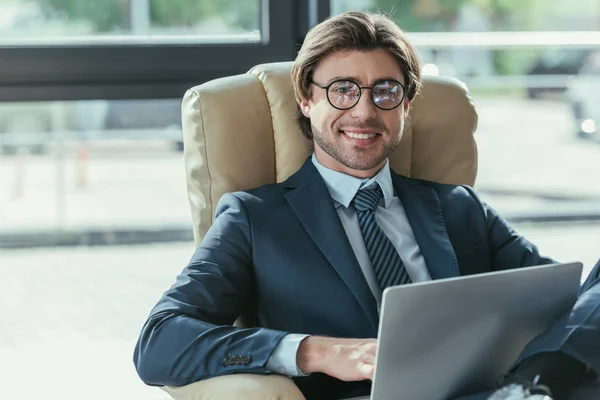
[418,48,592,79]
[0,0,260,43]
[473,86,600,209]
[414,46,600,215]
[332,0,600,32]
[0,99,190,240]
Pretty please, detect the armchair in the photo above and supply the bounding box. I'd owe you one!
[163,62,478,400]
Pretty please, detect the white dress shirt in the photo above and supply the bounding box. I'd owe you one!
[266,154,430,376]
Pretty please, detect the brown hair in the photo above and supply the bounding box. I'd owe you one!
[291,11,422,140]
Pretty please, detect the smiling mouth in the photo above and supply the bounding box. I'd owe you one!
[341,130,380,140]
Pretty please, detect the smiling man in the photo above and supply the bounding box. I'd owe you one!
[134,11,600,400]
[301,48,409,179]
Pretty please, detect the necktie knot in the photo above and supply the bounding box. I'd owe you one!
[352,185,383,213]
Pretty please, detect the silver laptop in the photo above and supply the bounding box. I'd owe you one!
[367,262,583,400]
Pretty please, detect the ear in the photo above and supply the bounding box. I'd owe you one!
[299,98,311,118]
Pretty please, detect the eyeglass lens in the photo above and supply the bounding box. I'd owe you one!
[327,80,403,110]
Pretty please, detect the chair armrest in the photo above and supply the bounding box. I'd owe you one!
[162,374,307,400]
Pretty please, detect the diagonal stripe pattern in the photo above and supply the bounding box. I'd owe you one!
[352,185,412,289]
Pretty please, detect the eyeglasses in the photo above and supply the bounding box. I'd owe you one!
[311,78,409,111]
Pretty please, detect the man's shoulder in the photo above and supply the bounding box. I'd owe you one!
[225,181,290,206]
[393,172,477,201]
[394,175,488,227]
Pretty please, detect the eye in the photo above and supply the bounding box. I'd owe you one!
[373,88,392,95]
[331,81,358,95]
[373,82,399,96]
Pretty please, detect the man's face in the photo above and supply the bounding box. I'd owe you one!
[300,48,409,178]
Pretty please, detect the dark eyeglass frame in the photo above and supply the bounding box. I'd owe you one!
[310,78,410,111]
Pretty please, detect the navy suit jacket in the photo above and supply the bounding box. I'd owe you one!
[134,158,600,400]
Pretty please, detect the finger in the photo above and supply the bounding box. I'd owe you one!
[362,352,376,365]
[357,362,375,381]
[365,341,378,355]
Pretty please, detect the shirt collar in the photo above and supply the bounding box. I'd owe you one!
[311,153,394,209]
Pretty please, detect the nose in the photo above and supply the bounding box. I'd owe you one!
[349,90,378,120]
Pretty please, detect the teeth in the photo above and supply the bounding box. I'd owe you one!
[345,131,376,139]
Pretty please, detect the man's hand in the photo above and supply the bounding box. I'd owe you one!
[296,336,377,381]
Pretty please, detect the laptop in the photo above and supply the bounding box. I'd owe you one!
[366,262,583,400]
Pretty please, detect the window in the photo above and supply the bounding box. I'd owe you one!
[0,99,191,244]
[0,0,297,102]
[0,4,317,398]
[332,0,600,32]
[0,0,261,44]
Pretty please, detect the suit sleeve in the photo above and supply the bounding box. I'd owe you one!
[463,186,600,375]
[133,193,288,387]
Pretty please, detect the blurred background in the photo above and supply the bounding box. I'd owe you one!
[0,0,599,399]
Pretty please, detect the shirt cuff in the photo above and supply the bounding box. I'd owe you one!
[266,333,310,377]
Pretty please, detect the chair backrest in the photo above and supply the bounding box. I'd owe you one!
[182,62,478,246]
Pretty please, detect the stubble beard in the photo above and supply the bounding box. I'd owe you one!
[312,123,403,171]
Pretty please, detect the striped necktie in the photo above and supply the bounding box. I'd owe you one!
[352,185,412,289]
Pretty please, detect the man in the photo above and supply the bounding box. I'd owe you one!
[134,11,600,400]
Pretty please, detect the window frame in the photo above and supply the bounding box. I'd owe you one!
[0,0,331,102]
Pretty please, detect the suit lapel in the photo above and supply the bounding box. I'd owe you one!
[391,173,460,280]
[283,160,379,330]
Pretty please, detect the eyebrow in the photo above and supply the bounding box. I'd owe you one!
[325,76,403,85]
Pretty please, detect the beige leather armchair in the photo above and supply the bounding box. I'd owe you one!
[163,62,478,400]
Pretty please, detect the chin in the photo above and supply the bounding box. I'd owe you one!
[341,156,386,171]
